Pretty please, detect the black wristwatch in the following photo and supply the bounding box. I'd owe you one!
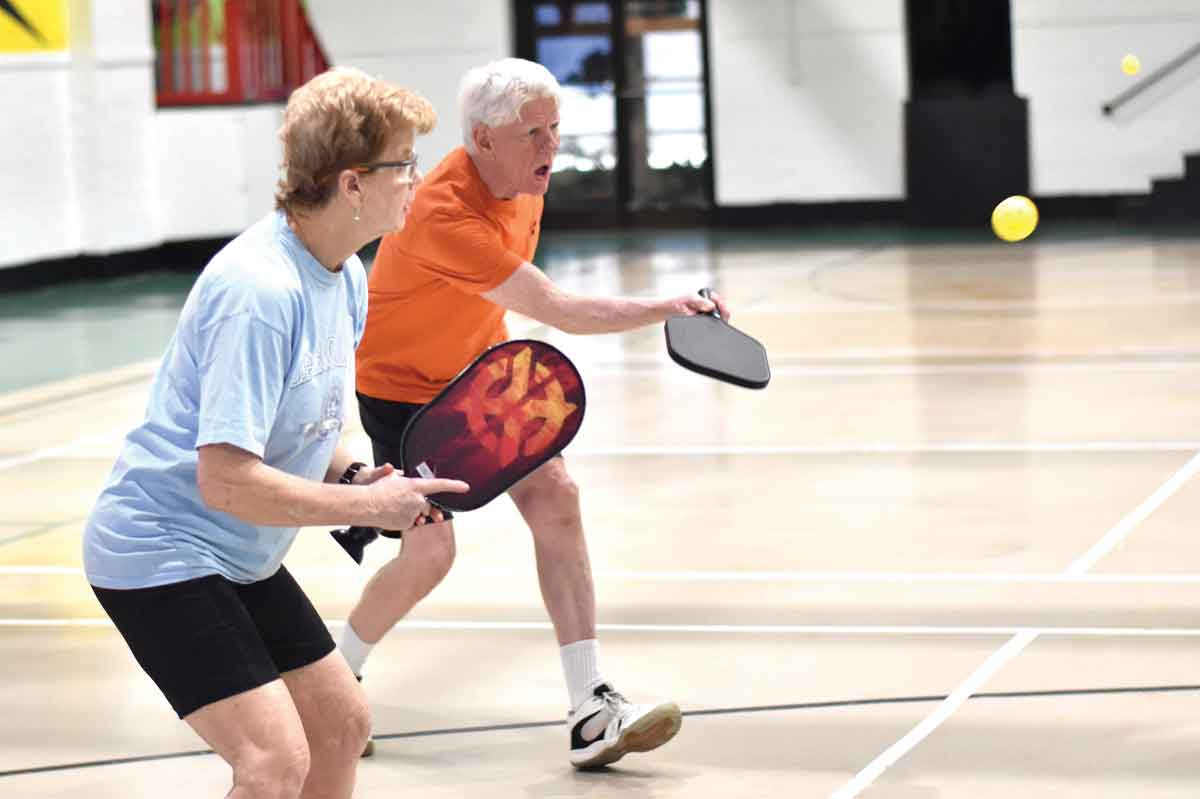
[339,461,368,485]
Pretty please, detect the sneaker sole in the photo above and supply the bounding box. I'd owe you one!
[572,703,683,769]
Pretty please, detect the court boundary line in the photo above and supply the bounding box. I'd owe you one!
[3,683,1199,780]
[0,430,126,472]
[570,442,1200,455]
[4,438,1199,473]
[3,349,1198,422]
[746,297,1200,313]
[587,361,1200,376]
[9,565,1200,585]
[6,618,1200,636]
[830,449,1200,798]
[0,364,158,421]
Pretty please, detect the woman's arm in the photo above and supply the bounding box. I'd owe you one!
[196,442,466,530]
[323,443,371,485]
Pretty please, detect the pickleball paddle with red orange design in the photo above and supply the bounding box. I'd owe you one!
[331,339,585,563]
[402,338,586,511]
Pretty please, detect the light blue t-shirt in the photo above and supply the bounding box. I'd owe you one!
[83,211,368,589]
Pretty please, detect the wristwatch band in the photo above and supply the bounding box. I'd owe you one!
[339,461,367,485]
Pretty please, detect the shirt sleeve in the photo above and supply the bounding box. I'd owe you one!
[193,310,292,458]
[404,210,524,295]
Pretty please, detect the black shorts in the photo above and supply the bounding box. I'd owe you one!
[355,391,422,470]
[356,392,455,534]
[91,566,335,719]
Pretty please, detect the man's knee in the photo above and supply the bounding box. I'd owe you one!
[402,521,456,583]
[513,465,581,524]
[547,469,580,506]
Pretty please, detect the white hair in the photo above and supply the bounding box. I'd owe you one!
[457,58,562,154]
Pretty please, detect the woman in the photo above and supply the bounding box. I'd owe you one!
[82,67,467,799]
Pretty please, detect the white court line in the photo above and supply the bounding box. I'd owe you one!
[657,346,1200,361]
[745,296,1200,313]
[571,442,1200,456]
[3,439,1196,472]
[5,618,1200,636]
[585,358,1200,377]
[0,429,125,472]
[1,353,1195,470]
[8,566,1200,585]
[830,449,1200,799]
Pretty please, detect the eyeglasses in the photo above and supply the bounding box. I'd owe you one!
[351,155,419,184]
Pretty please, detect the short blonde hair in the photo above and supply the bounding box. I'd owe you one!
[275,67,436,214]
[458,58,561,154]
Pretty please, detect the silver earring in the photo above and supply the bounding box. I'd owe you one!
[353,207,360,222]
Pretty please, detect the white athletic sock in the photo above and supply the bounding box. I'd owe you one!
[339,622,375,678]
[560,638,605,711]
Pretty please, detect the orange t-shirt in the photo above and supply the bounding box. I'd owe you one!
[356,147,543,403]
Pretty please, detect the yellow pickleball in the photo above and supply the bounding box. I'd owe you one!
[1121,54,1141,76]
[991,195,1039,242]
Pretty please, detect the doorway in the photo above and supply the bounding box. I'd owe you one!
[514,0,714,226]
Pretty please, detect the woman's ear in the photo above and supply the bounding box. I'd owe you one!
[337,169,362,203]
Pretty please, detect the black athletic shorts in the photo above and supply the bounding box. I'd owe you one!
[356,392,449,536]
[355,391,422,470]
[91,566,335,719]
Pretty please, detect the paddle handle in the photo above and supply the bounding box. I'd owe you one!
[698,287,722,320]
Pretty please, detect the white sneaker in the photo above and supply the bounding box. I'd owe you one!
[567,683,682,769]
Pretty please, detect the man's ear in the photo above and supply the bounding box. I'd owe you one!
[472,124,492,155]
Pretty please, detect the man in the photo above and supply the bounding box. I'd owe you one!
[343,58,728,769]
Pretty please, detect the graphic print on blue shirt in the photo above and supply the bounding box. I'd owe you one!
[296,336,349,441]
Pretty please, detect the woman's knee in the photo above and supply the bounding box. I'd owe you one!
[232,739,311,799]
[308,694,371,764]
[341,696,372,753]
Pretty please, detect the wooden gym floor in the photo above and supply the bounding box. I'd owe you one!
[2,226,1199,797]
